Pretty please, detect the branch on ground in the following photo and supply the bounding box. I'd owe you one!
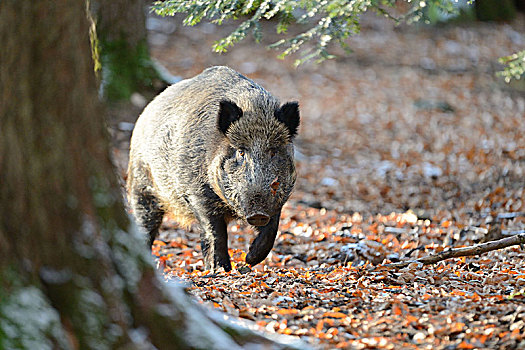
[381,233,525,269]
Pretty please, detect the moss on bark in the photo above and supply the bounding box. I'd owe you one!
[99,38,158,100]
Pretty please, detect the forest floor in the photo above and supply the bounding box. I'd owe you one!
[110,11,525,350]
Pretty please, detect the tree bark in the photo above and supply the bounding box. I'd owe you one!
[0,1,305,349]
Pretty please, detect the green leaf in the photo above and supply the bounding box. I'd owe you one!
[498,50,525,83]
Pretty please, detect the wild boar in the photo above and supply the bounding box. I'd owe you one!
[127,66,299,272]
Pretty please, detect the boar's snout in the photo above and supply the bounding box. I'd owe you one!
[247,213,270,226]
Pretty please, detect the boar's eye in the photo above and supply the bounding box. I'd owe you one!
[237,149,245,159]
[269,148,277,158]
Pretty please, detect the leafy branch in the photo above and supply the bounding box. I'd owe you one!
[498,50,525,83]
[152,1,523,81]
[151,0,460,66]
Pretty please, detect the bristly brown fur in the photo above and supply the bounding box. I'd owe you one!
[227,115,291,148]
[127,66,300,272]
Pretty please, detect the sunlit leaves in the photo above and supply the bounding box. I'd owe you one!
[152,204,525,348]
[498,50,525,83]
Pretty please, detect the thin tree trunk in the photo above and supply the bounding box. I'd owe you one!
[94,0,160,100]
[475,0,517,21]
[0,1,305,349]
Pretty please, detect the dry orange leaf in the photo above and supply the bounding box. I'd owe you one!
[451,289,465,296]
[392,304,402,316]
[511,328,522,338]
[405,314,419,324]
[277,308,299,316]
[335,341,349,348]
[457,341,474,349]
[316,320,324,333]
[280,328,293,335]
[323,311,347,319]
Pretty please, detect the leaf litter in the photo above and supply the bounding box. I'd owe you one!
[110,11,525,350]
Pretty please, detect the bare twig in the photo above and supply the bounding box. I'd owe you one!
[497,212,524,220]
[381,233,525,269]
[503,229,525,236]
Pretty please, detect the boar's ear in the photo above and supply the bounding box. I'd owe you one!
[218,100,243,135]
[275,101,300,138]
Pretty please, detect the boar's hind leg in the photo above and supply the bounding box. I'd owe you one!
[245,211,281,266]
[133,189,164,247]
[128,180,164,247]
[128,159,165,247]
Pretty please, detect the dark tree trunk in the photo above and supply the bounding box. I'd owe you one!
[0,1,304,349]
[475,0,517,21]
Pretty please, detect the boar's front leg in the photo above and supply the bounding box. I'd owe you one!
[188,196,232,272]
[245,210,281,266]
[200,216,231,272]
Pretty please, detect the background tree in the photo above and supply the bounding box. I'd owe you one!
[0,1,304,348]
[92,0,161,100]
[475,0,517,21]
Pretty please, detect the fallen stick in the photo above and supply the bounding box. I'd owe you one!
[381,233,525,269]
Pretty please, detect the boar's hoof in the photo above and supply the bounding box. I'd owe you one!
[247,213,270,226]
